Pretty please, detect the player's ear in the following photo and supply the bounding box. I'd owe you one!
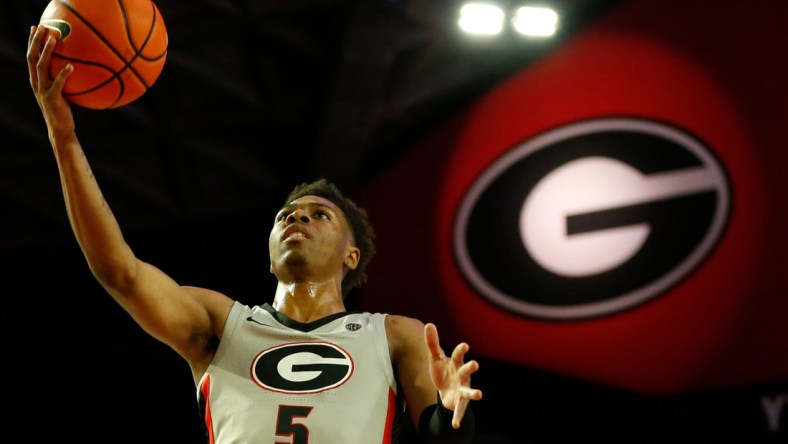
[344,245,360,270]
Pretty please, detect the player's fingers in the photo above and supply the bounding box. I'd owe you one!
[27,26,43,58]
[36,34,57,83]
[51,63,73,93]
[461,385,483,401]
[424,323,444,360]
[451,397,469,429]
[27,26,44,85]
[450,342,469,367]
[457,359,480,380]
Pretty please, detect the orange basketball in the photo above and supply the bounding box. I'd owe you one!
[38,0,168,110]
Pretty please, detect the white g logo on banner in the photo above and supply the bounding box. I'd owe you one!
[454,118,731,320]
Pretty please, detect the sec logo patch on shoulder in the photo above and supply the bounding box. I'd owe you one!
[453,117,731,320]
[346,323,362,331]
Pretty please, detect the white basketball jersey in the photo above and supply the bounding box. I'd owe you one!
[197,302,399,444]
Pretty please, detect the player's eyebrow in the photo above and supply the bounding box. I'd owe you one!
[276,202,338,219]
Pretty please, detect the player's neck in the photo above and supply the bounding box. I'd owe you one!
[272,280,345,323]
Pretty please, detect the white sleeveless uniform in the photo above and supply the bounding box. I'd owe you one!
[197,302,400,444]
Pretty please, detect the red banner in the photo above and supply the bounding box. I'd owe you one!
[360,0,788,395]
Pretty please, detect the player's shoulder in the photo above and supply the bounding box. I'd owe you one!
[385,313,425,327]
[385,313,426,345]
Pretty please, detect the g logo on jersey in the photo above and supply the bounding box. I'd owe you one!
[252,342,354,394]
[454,117,731,320]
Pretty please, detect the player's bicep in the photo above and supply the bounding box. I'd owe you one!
[108,260,225,360]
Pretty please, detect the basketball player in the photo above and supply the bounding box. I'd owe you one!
[26,25,482,443]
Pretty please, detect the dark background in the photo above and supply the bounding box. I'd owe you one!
[1,0,786,442]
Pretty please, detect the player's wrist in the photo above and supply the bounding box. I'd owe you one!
[418,392,475,443]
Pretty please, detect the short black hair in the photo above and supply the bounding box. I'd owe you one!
[284,178,376,298]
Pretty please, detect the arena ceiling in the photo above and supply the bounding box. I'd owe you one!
[0,0,625,252]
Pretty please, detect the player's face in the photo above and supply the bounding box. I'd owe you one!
[268,195,355,279]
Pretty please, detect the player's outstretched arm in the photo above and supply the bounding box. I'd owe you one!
[26,26,229,375]
[27,25,133,292]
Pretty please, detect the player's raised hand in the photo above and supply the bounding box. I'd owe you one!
[424,322,483,429]
[27,25,75,137]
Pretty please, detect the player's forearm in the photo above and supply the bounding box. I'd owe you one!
[52,132,135,285]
